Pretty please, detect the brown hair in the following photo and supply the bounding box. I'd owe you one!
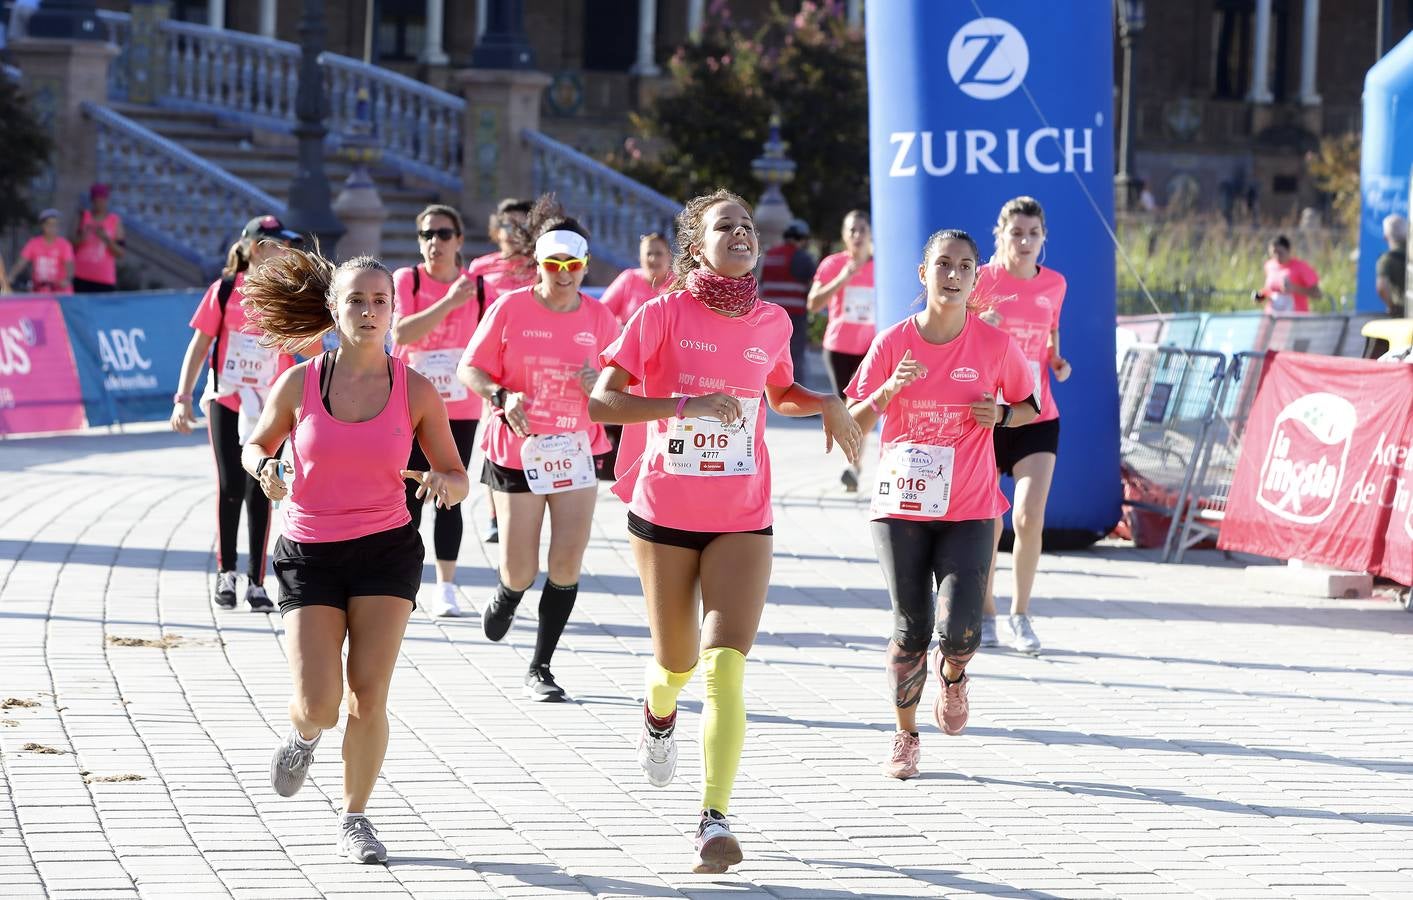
[241,245,393,353]
[992,195,1046,262]
[670,189,752,290]
[416,203,464,235]
[222,239,251,278]
[640,231,668,246]
[487,197,533,242]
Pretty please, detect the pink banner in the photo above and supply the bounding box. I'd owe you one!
[0,296,86,435]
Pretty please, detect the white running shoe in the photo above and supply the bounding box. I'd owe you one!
[1010,614,1041,653]
[636,704,677,787]
[337,814,387,864]
[430,583,462,618]
[692,810,743,874]
[979,615,999,648]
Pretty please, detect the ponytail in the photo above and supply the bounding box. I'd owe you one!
[241,246,394,353]
[222,239,251,278]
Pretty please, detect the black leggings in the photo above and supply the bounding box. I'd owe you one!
[872,517,993,708]
[822,348,865,399]
[207,402,272,580]
[405,418,478,561]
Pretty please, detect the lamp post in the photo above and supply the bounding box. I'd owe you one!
[750,113,798,251]
[284,0,344,251]
[471,0,535,69]
[1114,0,1145,213]
[25,0,103,40]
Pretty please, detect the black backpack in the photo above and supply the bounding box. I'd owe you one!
[209,275,238,391]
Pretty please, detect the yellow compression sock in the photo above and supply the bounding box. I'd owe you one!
[700,646,747,815]
[645,659,696,719]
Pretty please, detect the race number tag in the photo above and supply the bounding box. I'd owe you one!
[519,431,596,495]
[407,349,468,402]
[223,330,278,387]
[872,441,955,518]
[842,286,876,325]
[663,396,760,477]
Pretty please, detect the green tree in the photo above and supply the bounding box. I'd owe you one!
[0,75,54,232]
[618,1,869,242]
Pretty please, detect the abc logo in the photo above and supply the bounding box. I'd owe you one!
[948,17,1029,101]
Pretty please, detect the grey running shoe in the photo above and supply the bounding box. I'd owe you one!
[338,815,387,864]
[482,594,520,641]
[979,615,999,648]
[1010,613,1041,653]
[213,571,238,610]
[637,704,677,787]
[269,728,320,797]
[693,809,743,874]
[245,584,275,613]
[523,665,566,702]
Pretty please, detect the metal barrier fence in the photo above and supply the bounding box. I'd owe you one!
[1118,311,1386,359]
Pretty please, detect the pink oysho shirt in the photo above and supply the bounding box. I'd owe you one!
[599,291,795,533]
[1261,257,1319,314]
[970,262,1067,422]
[814,252,876,355]
[74,211,120,286]
[282,354,414,543]
[21,236,75,294]
[846,315,1035,523]
[188,272,296,413]
[461,286,619,470]
[390,264,482,419]
[600,267,667,324]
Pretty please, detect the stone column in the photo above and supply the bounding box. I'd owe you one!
[259,0,277,38]
[207,0,225,30]
[8,37,118,212]
[1249,0,1274,103]
[126,0,170,106]
[421,0,449,65]
[630,0,660,76]
[1298,0,1321,105]
[455,69,551,237]
[333,169,388,260]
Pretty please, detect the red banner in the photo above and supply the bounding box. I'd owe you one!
[0,296,86,435]
[1219,352,1413,583]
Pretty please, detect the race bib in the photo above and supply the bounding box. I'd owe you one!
[663,396,760,477]
[526,366,588,434]
[842,286,875,325]
[520,431,596,495]
[407,349,468,402]
[223,330,278,387]
[871,441,954,518]
[1269,292,1295,313]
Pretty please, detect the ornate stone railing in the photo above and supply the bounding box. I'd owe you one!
[523,129,680,271]
[95,9,132,101]
[83,102,285,273]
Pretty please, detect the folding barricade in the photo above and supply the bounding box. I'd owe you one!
[1162,351,1268,563]
[1256,313,1350,355]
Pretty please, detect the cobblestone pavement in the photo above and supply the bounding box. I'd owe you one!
[2,420,1412,899]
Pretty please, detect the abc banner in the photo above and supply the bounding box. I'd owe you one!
[0,297,86,435]
[1218,353,1413,580]
[866,1,1120,542]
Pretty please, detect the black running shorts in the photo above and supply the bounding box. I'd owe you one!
[273,521,424,613]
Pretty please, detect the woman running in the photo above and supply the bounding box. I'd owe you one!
[72,183,125,293]
[590,189,861,873]
[170,215,302,611]
[971,197,1071,653]
[391,204,482,618]
[600,232,672,325]
[845,228,1037,780]
[457,197,619,702]
[241,248,469,864]
[807,210,875,491]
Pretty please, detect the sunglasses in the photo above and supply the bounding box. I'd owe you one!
[418,228,460,242]
[540,257,589,273]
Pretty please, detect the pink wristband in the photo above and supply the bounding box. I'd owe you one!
[675,395,690,419]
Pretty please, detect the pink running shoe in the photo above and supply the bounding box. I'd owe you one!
[882,730,920,779]
[933,650,970,735]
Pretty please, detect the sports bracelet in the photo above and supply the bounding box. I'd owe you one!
[999,404,1015,428]
[674,396,690,419]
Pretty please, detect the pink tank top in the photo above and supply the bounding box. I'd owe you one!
[282,353,414,543]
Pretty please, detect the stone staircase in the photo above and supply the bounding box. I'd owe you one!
[110,103,441,272]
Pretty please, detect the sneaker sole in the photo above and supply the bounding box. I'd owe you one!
[692,835,743,874]
[248,605,274,614]
[523,685,567,702]
[882,762,919,780]
[342,847,387,864]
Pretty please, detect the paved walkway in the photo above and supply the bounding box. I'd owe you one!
[1,420,1411,899]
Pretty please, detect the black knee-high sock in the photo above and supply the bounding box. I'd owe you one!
[530,580,578,668]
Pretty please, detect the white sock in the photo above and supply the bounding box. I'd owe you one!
[293,729,319,747]
[341,811,366,823]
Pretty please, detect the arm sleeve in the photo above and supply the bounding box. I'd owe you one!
[60,239,75,264]
[188,280,224,337]
[599,298,664,386]
[460,295,507,380]
[811,253,842,287]
[845,332,892,401]
[1000,338,1040,413]
[1051,274,1067,330]
[19,239,38,263]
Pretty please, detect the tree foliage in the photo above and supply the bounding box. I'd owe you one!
[616,1,869,242]
[1305,133,1361,241]
[0,75,54,232]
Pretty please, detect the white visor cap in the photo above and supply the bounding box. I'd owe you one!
[534,229,589,261]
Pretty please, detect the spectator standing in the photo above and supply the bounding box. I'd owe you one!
[759,218,817,384]
[72,183,124,293]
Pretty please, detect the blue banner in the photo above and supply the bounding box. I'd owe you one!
[56,289,207,427]
[865,1,1120,540]
[1357,32,1413,313]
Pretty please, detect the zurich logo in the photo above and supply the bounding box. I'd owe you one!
[947,17,1029,101]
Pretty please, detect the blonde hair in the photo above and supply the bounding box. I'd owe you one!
[241,246,392,353]
[670,189,752,289]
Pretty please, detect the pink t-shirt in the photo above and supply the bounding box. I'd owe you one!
[600,268,666,324]
[189,272,296,413]
[847,315,1035,523]
[390,264,482,420]
[467,251,538,307]
[21,237,75,294]
[461,286,619,470]
[970,262,1066,423]
[599,292,795,533]
[1261,257,1319,314]
[74,211,120,286]
[814,252,876,355]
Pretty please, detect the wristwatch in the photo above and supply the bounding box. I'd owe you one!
[255,456,276,478]
[999,404,1015,428]
[491,387,508,410]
